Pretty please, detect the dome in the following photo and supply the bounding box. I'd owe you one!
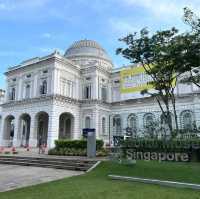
[64,39,112,63]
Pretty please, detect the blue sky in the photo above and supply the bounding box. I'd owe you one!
[0,0,199,88]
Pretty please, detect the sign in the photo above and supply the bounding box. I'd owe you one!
[86,129,96,158]
[120,66,153,94]
[120,65,176,94]
[126,150,189,162]
[82,128,95,138]
[125,127,133,137]
[113,136,124,147]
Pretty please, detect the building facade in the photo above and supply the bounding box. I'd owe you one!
[0,39,199,148]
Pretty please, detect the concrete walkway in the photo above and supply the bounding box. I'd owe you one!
[0,164,83,192]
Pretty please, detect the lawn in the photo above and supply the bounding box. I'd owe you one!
[0,161,200,199]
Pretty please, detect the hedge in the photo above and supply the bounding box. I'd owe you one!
[120,138,200,152]
[54,139,104,151]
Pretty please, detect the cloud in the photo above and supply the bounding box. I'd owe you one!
[42,33,52,39]
[109,18,139,35]
[121,0,200,19]
[0,0,50,11]
[39,47,64,54]
[0,3,7,10]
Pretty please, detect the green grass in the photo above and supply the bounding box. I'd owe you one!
[0,161,200,199]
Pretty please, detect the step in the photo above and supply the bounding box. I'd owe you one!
[0,157,94,167]
[0,159,92,170]
[0,160,89,171]
[0,156,96,164]
[0,156,97,171]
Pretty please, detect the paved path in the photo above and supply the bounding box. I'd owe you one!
[0,164,83,192]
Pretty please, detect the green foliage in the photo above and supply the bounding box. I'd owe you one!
[179,7,200,88]
[116,8,200,136]
[120,138,200,152]
[49,139,105,156]
[54,139,104,151]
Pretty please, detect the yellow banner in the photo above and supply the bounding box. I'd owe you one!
[120,66,153,94]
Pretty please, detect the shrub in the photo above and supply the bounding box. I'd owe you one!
[55,139,104,150]
[49,139,105,156]
[120,138,200,152]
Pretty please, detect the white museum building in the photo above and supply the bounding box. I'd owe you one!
[0,39,199,148]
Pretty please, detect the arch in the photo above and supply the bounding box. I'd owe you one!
[85,116,91,128]
[143,113,155,128]
[3,115,15,146]
[19,113,31,147]
[127,113,138,134]
[59,112,74,139]
[113,114,122,135]
[35,111,49,146]
[180,110,195,130]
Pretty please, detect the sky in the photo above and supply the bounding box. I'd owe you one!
[0,0,199,88]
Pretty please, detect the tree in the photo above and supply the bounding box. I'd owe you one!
[117,27,192,137]
[179,8,200,87]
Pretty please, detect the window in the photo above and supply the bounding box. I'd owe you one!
[84,85,91,99]
[9,87,16,100]
[25,84,31,98]
[127,114,138,134]
[144,113,154,128]
[183,113,193,130]
[113,115,121,135]
[43,70,48,74]
[85,116,91,128]
[61,80,73,98]
[26,74,31,78]
[101,87,107,101]
[181,111,194,130]
[102,117,106,135]
[40,80,47,95]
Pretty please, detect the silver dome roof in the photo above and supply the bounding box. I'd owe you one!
[64,39,112,63]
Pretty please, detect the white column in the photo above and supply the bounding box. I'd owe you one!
[13,115,20,147]
[51,68,58,94]
[72,110,81,139]
[0,116,5,146]
[108,80,112,103]
[94,108,100,139]
[47,112,59,148]
[56,69,60,95]
[29,114,37,147]
[33,72,39,97]
[18,76,23,100]
[93,74,99,100]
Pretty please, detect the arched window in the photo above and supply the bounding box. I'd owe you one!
[127,114,137,132]
[25,84,31,98]
[102,117,106,135]
[40,80,47,95]
[10,87,16,100]
[180,110,194,130]
[143,113,155,128]
[85,116,91,128]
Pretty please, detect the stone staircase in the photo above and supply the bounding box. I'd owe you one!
[0,156,98,172]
